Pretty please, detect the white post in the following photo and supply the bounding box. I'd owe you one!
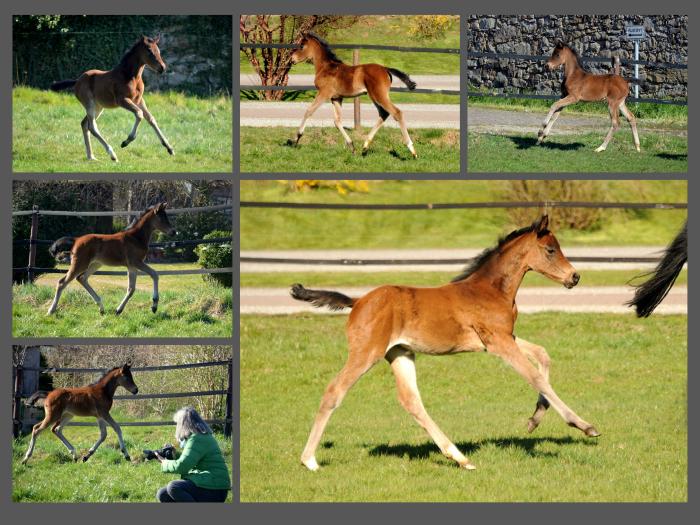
[634,41,639,100]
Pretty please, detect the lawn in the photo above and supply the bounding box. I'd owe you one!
[12,87,232,173]
[239,180,688,250]
[240,313,687,502]
[467,131,687,173]
[239,127,460,173]
[240,269,688,289]
[13,419,232,503]
[12,263,232,337]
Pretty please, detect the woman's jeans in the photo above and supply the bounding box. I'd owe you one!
[157,479,229,502]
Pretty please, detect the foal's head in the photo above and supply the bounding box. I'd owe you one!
[149,202,176,236]
[546,42,576,71]
[291,33,340,65]
[522,215,580,288]
[135,35,167,73]
[115,363,139,395]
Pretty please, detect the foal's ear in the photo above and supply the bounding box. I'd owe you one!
[555,41,565,49]
[535,214,549,233]
[154,34,161,44]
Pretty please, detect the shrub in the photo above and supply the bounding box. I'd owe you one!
[195,231,232,288]
[408,15,455,40]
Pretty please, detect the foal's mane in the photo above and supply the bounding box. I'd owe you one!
[118,38,148,67]
[556,42,585,70]
[89,366,121,386]
[125,204,158,230]
[305,32,343,64]
[450,220,546,283]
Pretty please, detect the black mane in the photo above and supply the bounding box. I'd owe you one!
[451,220,546,283]
[556,42,585,70]
[306,31,343,64]
[118,39,144,67]
[89,366,120,386]
[125,204,156,230]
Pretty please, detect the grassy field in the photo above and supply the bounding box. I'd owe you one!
[241,15,460,76]
[467,131,687,173]
[239,127,459,173]
[13,418,232,502]
[240,180,688,249]
[240,269,688,289]
[240,313,687,502]
[13,87,232,173]
[12,264,232,337]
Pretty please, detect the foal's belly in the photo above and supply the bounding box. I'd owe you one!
[388,330,486,356]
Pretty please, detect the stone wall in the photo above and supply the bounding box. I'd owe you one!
[467,15,687,100]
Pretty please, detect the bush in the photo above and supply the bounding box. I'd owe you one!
[502,180,608,231]
[195,231,232,288]
[408,15,455,40]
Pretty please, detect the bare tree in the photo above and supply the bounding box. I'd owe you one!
[240,15,359,100]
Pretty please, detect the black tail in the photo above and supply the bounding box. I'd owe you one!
[627,222,687,317]
[50,79,77,92]
[387,67,416,90]
[25,391,48,408]
[290,283,355,311]
[49,236,75,262]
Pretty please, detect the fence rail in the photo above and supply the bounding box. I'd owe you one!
[241,200,687,210]
[13,267,233,276]
[240,42,460,54]
[11,203,232,217]
[13,359,233,437]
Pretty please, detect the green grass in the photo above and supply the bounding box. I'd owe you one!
[468,131,687,173]
[239,127,459,173]
[241,15,460,76]
[469,97,688,126]
[240,180,687,249]
[13,87,232,173]
[12,264,232,337]
[240,313,687,502]
[13,420,232,502]
[240,269,687,289]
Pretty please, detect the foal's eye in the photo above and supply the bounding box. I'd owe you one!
[545,246,556,255]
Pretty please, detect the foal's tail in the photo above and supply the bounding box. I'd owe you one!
[49,236,75,263]
[627,221,687,317]
[386,67,417,90]
[290,283,355,311]
[25,391,49,408]
[50,79,77,92]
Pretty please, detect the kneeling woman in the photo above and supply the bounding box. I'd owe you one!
[155,407,230,502]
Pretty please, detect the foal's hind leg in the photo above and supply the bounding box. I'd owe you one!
[362,103,389,155]
[86,105,118,161]
[516,337,551,433]
[331,98,355,152]
[81,117,96,160]
[301,347,383,471]
[595,101,621,152]
[52,413,79,461]
[619,101,641,152]
[47,262,85,315]
[22,413,58,464]
[388,347,476,469]
[77,262,104,314]
[374,96,417,158]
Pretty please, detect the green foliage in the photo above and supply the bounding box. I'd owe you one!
[195,231,232,288]
[408,15,458,40]
[240,313,686,502]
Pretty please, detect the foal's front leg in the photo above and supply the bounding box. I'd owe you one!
[118,98,144,149]
[287,94,327,147]
[134,261,160,313]
[138,98,174,155]
[537,95,576,144]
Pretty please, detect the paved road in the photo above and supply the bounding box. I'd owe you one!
[240,101,459,129]
[240,286,687,315]
[468,106,688,137]
[241,246,671,273]
[240,74,460,91]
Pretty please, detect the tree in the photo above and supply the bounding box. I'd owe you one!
[240,15,359,100]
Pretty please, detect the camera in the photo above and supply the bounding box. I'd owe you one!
[143,443,176,461]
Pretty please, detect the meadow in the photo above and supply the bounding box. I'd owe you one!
[239,127,459,173]
[12,418,232,503]
[12,87,232,173]
[240,313,687,502]
[12,263,232,337]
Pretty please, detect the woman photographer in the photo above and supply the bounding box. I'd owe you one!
[155,406,230,502]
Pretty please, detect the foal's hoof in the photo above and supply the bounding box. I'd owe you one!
[121,140,130,148]
[301,457,319,471]
[166,147,174,156]
[527,418,539,434]
[115,309,123,316]
[460,462,477,470]
[151,305,158,314]
[124,455,131,462]
[584,426,601,438]
[285,138,297,147]
[82,455,91,462]
[361,147,369,157]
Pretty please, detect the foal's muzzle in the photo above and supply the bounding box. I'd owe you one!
[565,272,580,289]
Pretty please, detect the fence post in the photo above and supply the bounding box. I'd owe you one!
[353,49,361,130]
[224,359,233,438]
[13,366,23,438]
[27,205,39,283]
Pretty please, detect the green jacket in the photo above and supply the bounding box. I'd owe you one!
[161,433,230,490]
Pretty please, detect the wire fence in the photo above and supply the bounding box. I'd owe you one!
[13,359,233,437]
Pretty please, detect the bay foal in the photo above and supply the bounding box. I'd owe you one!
[291,216,599,471]
[288,32,418,158]
[21,363,138,464]
[537,42,640,152]
[47,203,176,315]
[50,36,174,161]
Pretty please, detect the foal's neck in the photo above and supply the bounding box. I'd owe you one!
[129,211,157,245]
[118,48,147,80]
[99,372,120,399]
[563,52,584,81]
[474,242,530,302]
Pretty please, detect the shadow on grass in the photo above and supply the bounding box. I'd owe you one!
[508,136,586,151]
[368,435,597,462]
[655,152,688,161]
